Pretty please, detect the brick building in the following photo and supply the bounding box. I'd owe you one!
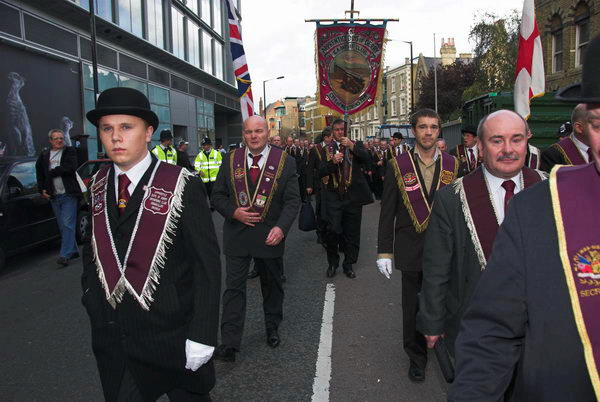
[537,0,600,91]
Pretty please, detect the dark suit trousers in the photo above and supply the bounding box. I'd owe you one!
[401,271,427,369]
[117,368,211,402]
[324,191,362,268]
[221,255,284,350]
[203,182,213,199]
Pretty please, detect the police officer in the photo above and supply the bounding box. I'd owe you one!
[152,129,178,165]
[194,137,222,198]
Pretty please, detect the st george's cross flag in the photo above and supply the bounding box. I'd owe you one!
[514,0,545,119]
[225,0,255,120]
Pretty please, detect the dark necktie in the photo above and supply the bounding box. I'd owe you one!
[468,148,476,170]
[249,154,262,185]
[587,148,594,163]
[118,173,131,216]
[501,180,516,215]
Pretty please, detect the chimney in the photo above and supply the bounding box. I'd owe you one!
[440,37,457,66]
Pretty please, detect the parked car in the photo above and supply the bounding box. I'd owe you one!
[0,157,91,272]
[77,158,111,187]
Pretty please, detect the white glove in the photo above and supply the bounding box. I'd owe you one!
[185,339,215,371]
[377,258,393,279]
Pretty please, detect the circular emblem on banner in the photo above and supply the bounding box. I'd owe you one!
[440,170,454,185]
[234,168,245,180]
[328,50,371,104]
[403,173,417,186]
[239,191,249,206]
[572,245,600,280]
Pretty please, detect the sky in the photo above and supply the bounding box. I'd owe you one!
[239,0,525,108]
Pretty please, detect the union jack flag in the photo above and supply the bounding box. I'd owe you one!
[225,0,255,120]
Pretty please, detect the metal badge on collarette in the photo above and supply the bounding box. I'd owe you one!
[239,191,249,206]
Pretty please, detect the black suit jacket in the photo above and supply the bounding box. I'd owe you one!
[35,146,81,197]
[416,183,485,354]
[318,141,374,207]
[377,154,448,271]
[449,181,595,401]
[211,150,300,258]
[540,143,569,173]
[81,157,221,400]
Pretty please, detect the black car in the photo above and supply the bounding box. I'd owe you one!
[0,157,88,272]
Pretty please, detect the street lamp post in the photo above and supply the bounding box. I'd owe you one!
[263,76,285,117]
[402,41,414,116]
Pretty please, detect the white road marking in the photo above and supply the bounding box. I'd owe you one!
[311,283,336,402]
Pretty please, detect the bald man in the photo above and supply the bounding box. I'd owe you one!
[211,116,300,361]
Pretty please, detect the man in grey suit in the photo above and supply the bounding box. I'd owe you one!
[212,116,300,362]
[417,110,546,357]
[449,34,600,401]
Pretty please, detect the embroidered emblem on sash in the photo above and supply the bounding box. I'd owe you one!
[255,194,267,207]
[91,176,107,216]
[234,168,245,180]
[403,173,417,186]
[239,191,249,206]
[143,186,173,215]
[574,245,600,283]
[440,170,454,185]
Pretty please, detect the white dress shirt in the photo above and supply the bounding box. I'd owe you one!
[467,145,478,162]
[113,151,152,202]
[483,165,523,224]
[247,145,271,170]
[49,148,66,195]
[570,133,591,163]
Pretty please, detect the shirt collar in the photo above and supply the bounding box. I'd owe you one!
[248,144,270,158]
[413,146,440,162]
[482,164,522,193]
[114,151,152,188]
[570,133,589,152]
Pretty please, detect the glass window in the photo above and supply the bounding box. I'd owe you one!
[83,64,119,91]
[187,20,200,68]
[8,162,38,196]
[214,41,224,80]
[552,30,563,73]
[147,0,164,49]
[204,101,214,116]
[391,77,396,93]
[391,99,396,116]
[213,0,222,35]
[149,84,170,105]
[118,0,143,37]
[576,19,590,66]
[202,31,213,73]
[196,98,205,115]
[201,0,211,25]
[71,0,113,21]
[119,75,148,95]
[151,104,171,123]
[184,0,198,15]
[171,7,185,59]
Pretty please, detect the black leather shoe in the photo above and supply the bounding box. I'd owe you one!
[69,252,80,261]
[326,265,337,278]
[247,269,259,279]
[267,329,280,348]
[343,264,356,279]
[408,362,425,382]
[214,345,236,362]
[56,257,69,267]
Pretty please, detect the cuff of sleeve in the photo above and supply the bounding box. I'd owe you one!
[377,253,394,259]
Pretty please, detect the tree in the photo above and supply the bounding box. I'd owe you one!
[463,10,521,101]
[416,61,476,122]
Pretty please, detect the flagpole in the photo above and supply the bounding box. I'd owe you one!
[434,33,438,113]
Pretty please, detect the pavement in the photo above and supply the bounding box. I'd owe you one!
[0,201,448,401]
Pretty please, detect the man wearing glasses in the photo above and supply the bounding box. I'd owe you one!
[35,129,81,266]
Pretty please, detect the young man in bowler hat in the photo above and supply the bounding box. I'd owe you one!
[82,87,221,401]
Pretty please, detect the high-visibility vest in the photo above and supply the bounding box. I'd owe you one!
[194,149,222,183]
[152,145,177,165]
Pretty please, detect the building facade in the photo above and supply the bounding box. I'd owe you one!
[537,0,600,92]
[264,96,307,139]
[0,0,242,162]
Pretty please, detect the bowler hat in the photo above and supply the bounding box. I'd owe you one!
[461,124,478,136]
[160,129,173,141]
[556,34,600,103]
[86,87,159,129]
[392,132,403,140]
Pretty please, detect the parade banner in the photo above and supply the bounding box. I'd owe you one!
[316,23,386,115]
